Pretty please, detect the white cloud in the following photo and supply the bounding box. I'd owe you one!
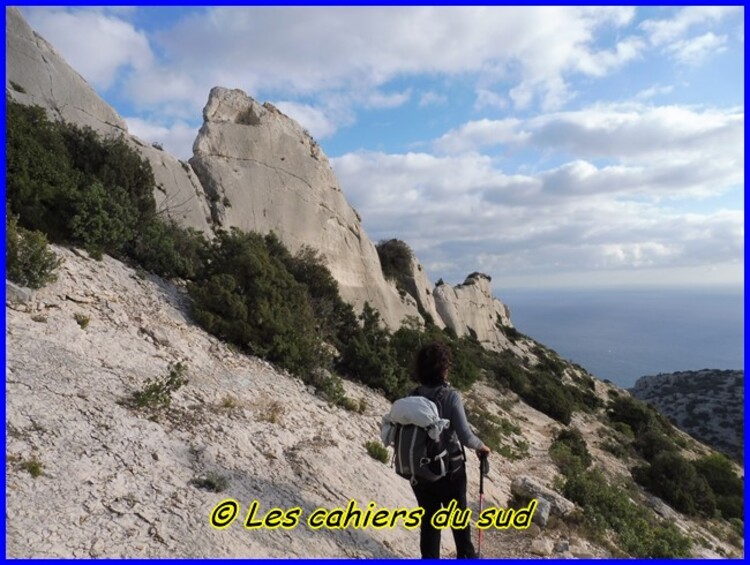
[22,7,153,91]
[432,104,744,180]
[17,6,743,289]
[666,32,728,66]
[125,117,198,160]
[473,89,507,111]
[365,89,412,109]
[434,119,529,154]
[272,102,339,139]
[573,36,645,77]
[635,84,675,100]
[85,6,644,116]
[419,91,447,107]
[640,7,740,67]
[332,107,744,287]
[641,6,741,46]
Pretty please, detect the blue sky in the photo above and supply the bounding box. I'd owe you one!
[18,6,744,290]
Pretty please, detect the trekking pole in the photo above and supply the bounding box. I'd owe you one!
[477,453,489,558]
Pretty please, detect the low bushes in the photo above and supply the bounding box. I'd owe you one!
[563,469,692,557]
[6,206,61,289]
[549,427,592,474]
[365,441,389,464]
[189,229,322,377]
[632,451,716,518]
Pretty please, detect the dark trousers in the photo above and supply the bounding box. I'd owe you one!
[411,466,477,559]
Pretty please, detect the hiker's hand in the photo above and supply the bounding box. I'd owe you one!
[476,445,490,458]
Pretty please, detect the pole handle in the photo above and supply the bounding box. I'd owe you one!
[479,453,489,476]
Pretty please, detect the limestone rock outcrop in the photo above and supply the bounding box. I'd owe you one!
[7,6,518,337]
[189,87,420,329]
[402,255,444,328]
[433,273,514,350]
[5,7,213,235]
[6,7,127,134]
[510,476,576,518]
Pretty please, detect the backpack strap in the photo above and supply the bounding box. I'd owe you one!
[429,385,467,467]
[412,383,450,416]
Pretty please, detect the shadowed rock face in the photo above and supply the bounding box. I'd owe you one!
[5,7,214,235]
[189,86,420,329]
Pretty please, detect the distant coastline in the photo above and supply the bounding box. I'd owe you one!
[499,286,744,389]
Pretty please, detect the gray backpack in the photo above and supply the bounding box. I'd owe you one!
[393,385,464,485]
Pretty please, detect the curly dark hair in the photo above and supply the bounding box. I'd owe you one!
[415,341,453,386]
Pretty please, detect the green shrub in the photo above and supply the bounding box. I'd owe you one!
[692,454,743,520]
[308,370,347,406]
[189,229,322,377]
[447,336,483,390]
[340,397,361,412]
[365,440,389,464]
[6,206,61,289]
[499,324,521,342]
[601,438,630,460]
[74,312,90,329]
[607,396,672,437]
[566,384,602,412]
[127,362,188,410]
[190,472,229,492]
[338,303,407,399]
[550,428,592,474]
[59,124,155,219]
[129,218,208,279]
[493,353,529,392]
[632,451,716,518]
[20,458,44,478]
[633,429,678,462]
[264,235,358,349]
[563,468,692,557]
[376,239,413,282]
[466,404,528,461]
[6,101,79,239]
[533,346,566,376]
[6,100,157,260]
[522,373,573,425]
[69,181,138,259]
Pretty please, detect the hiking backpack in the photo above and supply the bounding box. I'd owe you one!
[386,385,465,485]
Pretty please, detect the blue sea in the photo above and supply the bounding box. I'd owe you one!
[498,287,744,389]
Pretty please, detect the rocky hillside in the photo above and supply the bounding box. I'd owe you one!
[6,247,742,558]
[630,370,744,461]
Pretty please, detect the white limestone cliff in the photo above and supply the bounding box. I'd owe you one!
[189,87,420,329]
[433,273,514,351]
[5,7,213,235]
[6,6,515,341]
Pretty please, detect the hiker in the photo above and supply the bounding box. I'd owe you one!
[410,341,491,559]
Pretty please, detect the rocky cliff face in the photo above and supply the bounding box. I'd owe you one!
[5,7,516,342]
[434,273,514,351]
[5,7,214,235]
[6,7,127,135]
[189,87,420,329]
[630,370,744,461]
